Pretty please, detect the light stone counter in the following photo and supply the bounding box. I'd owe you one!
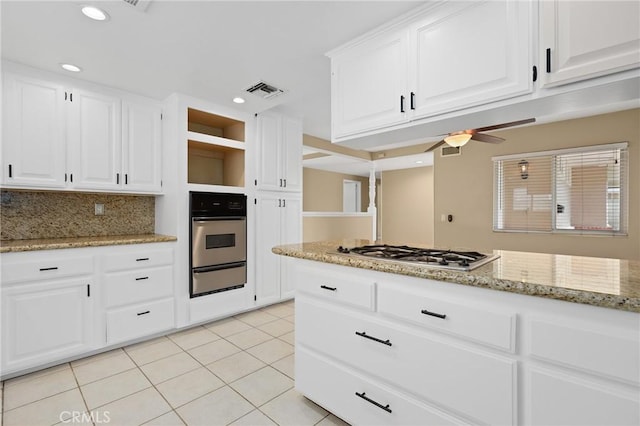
[0,234,177,253]
[273,239,640,313]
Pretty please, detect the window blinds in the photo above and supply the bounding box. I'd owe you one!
[493,143,628,235]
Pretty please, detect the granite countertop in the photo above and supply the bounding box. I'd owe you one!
[0,234,177,253]
[273,239,640,313]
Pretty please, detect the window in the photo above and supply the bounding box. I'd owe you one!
[493,143,628,235]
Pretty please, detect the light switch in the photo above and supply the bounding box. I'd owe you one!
[95,203,105,215]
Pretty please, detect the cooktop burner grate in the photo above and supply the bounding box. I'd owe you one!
[336,244,498,271]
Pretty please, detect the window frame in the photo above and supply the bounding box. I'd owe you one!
[492,142,629,236]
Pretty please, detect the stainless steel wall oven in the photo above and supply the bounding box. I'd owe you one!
[189,192,247,298]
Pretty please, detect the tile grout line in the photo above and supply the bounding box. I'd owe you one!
[69,361,96,426]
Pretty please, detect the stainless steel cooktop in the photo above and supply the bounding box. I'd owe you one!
[334,244,499,271]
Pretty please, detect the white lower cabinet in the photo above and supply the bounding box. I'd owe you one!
[0,242,176,378]
[102,246,175,345]
[293,259,640,426]
[0,249,96,375]
[255,194,301,305]
[1,279,94,373]
[297,347,464,426]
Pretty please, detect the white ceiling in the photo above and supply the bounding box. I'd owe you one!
[0,0,424,142]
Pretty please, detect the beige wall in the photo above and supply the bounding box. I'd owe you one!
[434,108,640,259]
[303,216,373,242]
[303,168,370,212]
[380,166,434,246]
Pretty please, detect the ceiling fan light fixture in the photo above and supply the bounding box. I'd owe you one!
[444,133,472,147]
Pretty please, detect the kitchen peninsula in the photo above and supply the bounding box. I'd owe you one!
[275,240,640,425]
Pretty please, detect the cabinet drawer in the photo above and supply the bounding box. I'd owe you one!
[295,264,375,310]
[1,256,93,285]
[104,266,173,308]
[378,284,516,352]
[297,346,465,426]
[106,298,174,345]
[103,248,172,272]
[297,299,515,425]
[529,319,640,385]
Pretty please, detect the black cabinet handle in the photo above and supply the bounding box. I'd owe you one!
[125,174,128,185]
[70,93,73,102]
[137,311,150,316]
[39,267,59,271]
[532,65,538,82]
[64,173,67,182]
[283,179,287,188]
[135,276,149,281]
[400,95,405,113]
[320,285,337,291]
[279,178,283,187]
[8,164,12,178]
[70,173,73,183]
[355,331,392,346]
[87,284,90,297]
[355,392,392,413]
[116,173,120,184]
[410,92,415,110]
[421,309,447,319]
[282,199,286,208]
[136,258,149,262]
[546,48,551,73]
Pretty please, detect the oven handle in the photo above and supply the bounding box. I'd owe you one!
[193,216,246,222]
[193,262,246,274]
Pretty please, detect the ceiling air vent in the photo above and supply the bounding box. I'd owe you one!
[441,145,462,157]
[122,0,152,11]
[245,81,284,100]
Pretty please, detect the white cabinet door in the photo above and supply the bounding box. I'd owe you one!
[331,29,409,139]
[540,0,640,87]
[255,195,301,304]
[255,195,282,304]
[1,278,94,372]
[67,89,121,190]
[122,100,162,192]
[256,113,281,191]
[281,116,303,192]
[410,0,532,118]
[256,113,302,193]
[528,367,640,426]
[2,74,67,188]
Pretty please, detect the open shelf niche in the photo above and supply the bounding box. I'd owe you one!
[187,108,245,187]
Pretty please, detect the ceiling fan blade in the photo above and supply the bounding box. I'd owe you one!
[472,133,504,144]
[475,118,536,133]
[424,140,446,152]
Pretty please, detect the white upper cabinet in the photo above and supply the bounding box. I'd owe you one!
[122,100,162,192]
[1,69,162,194]
[328,0,532,141]
[67,89,121,190]
[256,112,302,192]
[410,0,532,118]
[2,74,67,188]
[330,29,409,140]
[540,0,640,87]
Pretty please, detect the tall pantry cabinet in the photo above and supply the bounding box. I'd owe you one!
[255,111,302,306]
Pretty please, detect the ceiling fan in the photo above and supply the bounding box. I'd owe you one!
[425,118,536,152]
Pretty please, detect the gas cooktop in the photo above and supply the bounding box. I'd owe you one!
[335,244,499,271]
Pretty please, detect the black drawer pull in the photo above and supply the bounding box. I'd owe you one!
[137,311,150,316]
[39,267,59,271]
[136,258,150,262]
[135,276,149,281]
[355,331,392,346]
[355,392,392,413]
[421,309,447,319]
[320,285,337,291]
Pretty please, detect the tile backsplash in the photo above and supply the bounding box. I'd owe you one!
[0,190,155,240]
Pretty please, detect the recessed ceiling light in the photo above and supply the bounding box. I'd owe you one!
[233,97,246,104]
[81,5,109,21]
[61,63,82,72]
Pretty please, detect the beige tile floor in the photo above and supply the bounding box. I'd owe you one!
[0,300,348,426]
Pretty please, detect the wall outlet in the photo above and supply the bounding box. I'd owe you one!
[94,203,105,215]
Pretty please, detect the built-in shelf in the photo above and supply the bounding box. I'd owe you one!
[186,108,245,187]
